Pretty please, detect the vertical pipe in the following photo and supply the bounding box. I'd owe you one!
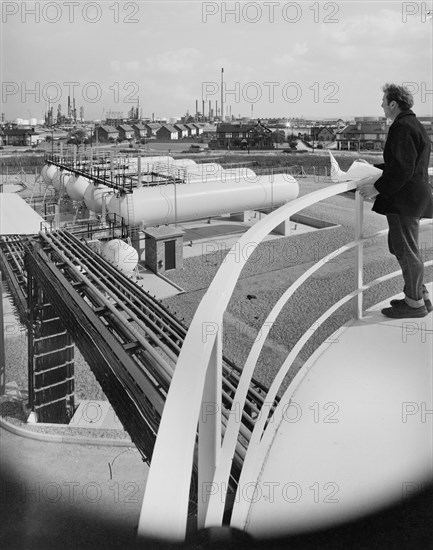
[137,155,142,188]
[174,181,177,227]
[110,149,114,184]
[221,68,224,123]
[355,191,364,319]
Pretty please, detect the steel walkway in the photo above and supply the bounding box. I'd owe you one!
[1,230,277,496]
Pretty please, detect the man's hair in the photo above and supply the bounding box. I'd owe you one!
[382,83,414,110]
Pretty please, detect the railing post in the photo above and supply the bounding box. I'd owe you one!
[0,271,6,397]
[355,191,364,319]
[197,320,222,529]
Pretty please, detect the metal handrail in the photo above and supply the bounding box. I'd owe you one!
[136,182,431,541]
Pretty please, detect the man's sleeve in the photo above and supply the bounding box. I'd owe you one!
[373,126,417,196]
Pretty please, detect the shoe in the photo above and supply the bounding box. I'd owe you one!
[390,297,433,313]
[382,301,428,319]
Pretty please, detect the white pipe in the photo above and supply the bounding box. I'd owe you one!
[107,174,299,227]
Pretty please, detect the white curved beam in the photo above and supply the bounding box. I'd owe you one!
[137,182,357,541]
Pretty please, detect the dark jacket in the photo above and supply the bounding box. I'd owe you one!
[372,110,433,218]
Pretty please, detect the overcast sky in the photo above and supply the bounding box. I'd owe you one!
[1,0,432,122]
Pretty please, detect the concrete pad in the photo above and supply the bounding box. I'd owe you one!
[135,267,183,299]
[0,193,45,235]
[69,400,125,431]
[0,427,148,549]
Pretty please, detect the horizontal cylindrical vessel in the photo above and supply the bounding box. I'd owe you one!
[51,168,61,189]
[107,174,299,227]
[185,164,256,183]
[84,183,114,213]
[100,239,138,275]
[41,164,58,184]
[65,175,91,201]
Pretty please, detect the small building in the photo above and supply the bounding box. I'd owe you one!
[156,124,179,140]
[116,124,135,141]
[144,226,184,273]
[144,122,162,138]
[214,120,273,150]
[173,123,189,139]
[2,127,42,146]
[191,123,204,135]
[336,119,389,150]
[94,125,119,143]
[184,123,198,137]
[132,123,147,140]
[310,126,335,142]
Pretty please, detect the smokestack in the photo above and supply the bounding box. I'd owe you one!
[202,99,205,122]
[196,99,198,121]
[221,68,224,122]
[216,100,218,120]
[209,100,211,120]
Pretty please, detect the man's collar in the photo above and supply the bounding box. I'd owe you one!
[393,109,415,122]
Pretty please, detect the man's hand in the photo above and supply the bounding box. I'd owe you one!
[357,176,379,199]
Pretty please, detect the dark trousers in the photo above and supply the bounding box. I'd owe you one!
[386,214,427,307]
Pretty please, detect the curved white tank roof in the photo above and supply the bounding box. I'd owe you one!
[107,174,299,227]
[65,175,91,201]
[83,183,114,214]
[51,168,63,190]
[41,164,58,184]
[100,239,138,275]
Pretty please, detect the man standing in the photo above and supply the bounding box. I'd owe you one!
[358,83,433,318]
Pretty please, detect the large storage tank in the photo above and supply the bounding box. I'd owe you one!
[65,175,91,201]
[51,169,62,190]
[185,163,256,183]
[41,164,58,184]
[84,183,114,214]
[53,169,73,192]
[107,174,299,227]
[100,239,138,275]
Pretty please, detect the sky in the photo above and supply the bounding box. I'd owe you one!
[1,0,432,122]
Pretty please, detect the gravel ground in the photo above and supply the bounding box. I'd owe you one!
[162,184,433,393]
[2,174,432,435]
